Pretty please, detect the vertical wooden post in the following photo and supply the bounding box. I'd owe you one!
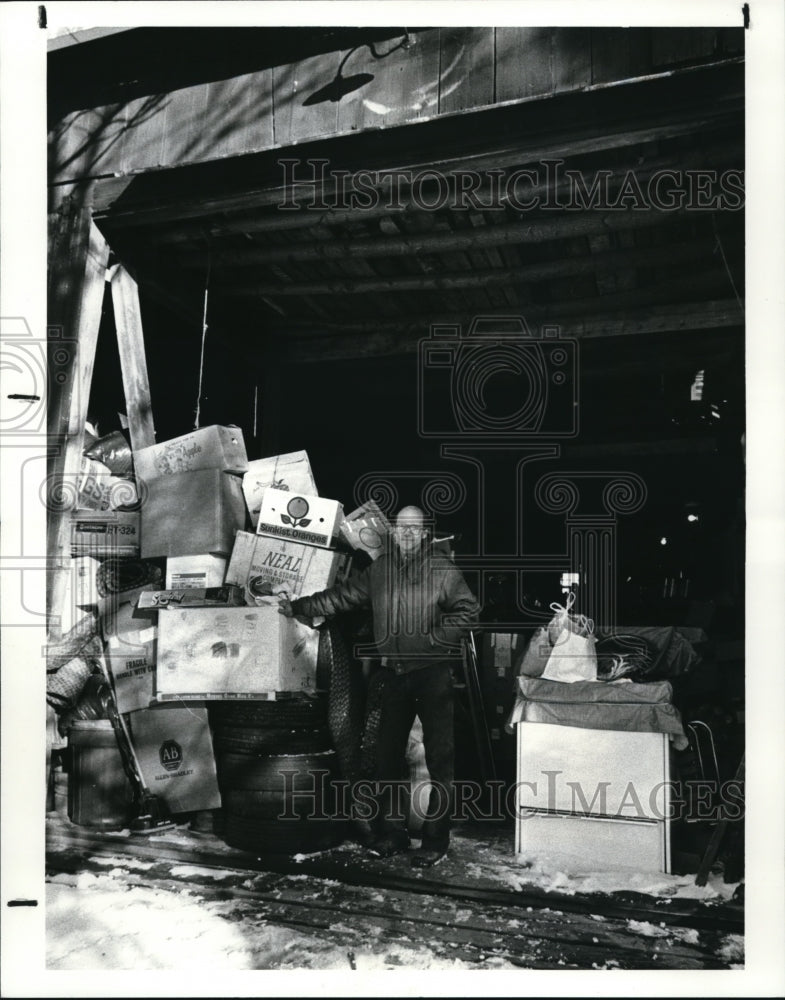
[46,200,110,637]
[110,265,156,451]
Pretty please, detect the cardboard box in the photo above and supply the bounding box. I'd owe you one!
[102,585,158,714]
[75,456,113,511]
[340,500,391,560]
[103,477,142,512]
[156,602,319,699]
[166,554,228,591]
[63,555,101,608]
[71,510,141,557]
[134,425,247,483]
[225,530,348,602]
[60,556,102,633]
[127,704,221,813]
[141,468,247,559]
[256,487,343,548]
[242,451,317,522]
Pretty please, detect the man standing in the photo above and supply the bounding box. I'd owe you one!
[279,505,480,867]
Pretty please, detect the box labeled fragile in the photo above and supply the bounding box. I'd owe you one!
[141,468,247,559]
[134,425,248,483]
[103,585,158,714]
[71,510,141,557]
[127,703,221,813]
[155,602,319,698]
[166,554,228,591]
[256,488,343,548]
[242,451,317,522]
[339,500,391,560]
[225,531,347,601]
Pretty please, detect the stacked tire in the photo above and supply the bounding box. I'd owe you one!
[210,697,347,855]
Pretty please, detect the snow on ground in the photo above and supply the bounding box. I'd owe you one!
[716,933,745,968]
[445,828,741,902]
[45,819,743,972]
[46,870,504,971]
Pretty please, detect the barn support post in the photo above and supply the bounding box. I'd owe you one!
[46,197,110,637]
[110,264,157,452]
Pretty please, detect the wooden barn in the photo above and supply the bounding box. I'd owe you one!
[17,18,762,976]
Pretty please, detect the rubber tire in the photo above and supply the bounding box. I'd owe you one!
[215,749,340,791]
[221,786,335,821]
[212,726,332,756]
[209,697,327,729]
[222,812,346,855]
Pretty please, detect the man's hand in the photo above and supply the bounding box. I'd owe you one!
[278,596,317,628]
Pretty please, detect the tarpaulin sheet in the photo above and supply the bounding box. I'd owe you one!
[506,675,688,749]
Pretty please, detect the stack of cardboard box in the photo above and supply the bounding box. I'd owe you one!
[96,424,254,813]
[73,425,392,817]
[133,434,353,701]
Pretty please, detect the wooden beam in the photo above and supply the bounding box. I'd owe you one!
[187,208,733,269]
[216,238,734,296]
[147,141,740,247]
[93,95,741,230]
[46,202,111,637]
[110,265,156,450]
[269,297,743,363]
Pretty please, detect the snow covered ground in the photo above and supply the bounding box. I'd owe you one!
[43,823,743,974]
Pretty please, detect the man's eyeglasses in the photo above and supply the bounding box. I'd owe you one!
[394,525,425,536]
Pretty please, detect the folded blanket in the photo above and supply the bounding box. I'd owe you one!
[506,676,688,749]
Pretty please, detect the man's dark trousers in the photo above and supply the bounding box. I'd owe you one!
[374,660,455,852]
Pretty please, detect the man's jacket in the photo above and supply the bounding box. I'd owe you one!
[291,545,480,664]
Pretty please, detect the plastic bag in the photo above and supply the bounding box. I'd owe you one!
[84,429,133,477]
[515,625,551,678]
[595,632,659,682]
[540,593,597,684]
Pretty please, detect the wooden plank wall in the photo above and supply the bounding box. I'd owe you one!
[49,27,743,185]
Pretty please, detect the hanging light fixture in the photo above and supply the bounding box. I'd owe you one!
[302,30,412,106]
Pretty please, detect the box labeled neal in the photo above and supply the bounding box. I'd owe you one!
[226,530,348,602]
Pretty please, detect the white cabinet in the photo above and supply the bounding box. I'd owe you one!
[515,722,671,873]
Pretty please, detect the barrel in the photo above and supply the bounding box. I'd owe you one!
[67,719,134,829]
